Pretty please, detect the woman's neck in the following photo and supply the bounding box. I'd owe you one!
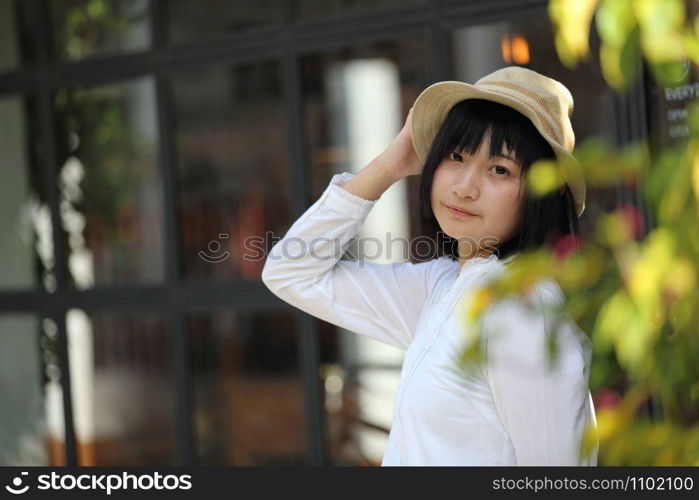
[456,249,495,270]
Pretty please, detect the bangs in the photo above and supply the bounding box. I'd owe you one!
[440,99,554,171]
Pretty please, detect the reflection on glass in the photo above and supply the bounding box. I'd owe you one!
[54,78,165,288]
[0,95,53,291]
[452,17,619,238]
[0,0,25,71]
[452,18,614,142]
[318,320,402,466]
[171,61,289,281]
[0,315,52,465]
[296,0,424,20]
[187,309,306,465]
[166,0,283,45]
[301,36,428,464]
[64,310,175,466]
[301,37,427,201]
[51,0,150,61]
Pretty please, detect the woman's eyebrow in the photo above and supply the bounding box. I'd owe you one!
[491,152,519,165]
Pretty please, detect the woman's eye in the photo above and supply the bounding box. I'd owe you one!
[492,165,511,176]
[448,151,463,161]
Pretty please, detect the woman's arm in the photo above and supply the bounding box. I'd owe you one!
[342,105,422,199]
[482,281,598,465]
[261,108,432,350]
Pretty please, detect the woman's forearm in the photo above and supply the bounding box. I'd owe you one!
[341,154,403,201]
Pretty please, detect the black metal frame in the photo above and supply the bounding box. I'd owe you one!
[0,0,649,466]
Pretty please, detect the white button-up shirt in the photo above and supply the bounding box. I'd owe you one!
[261,172,598,466]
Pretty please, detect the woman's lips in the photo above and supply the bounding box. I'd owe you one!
[446,204,477,218]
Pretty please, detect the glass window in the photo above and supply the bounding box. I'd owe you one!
[452,18,614,143]
[452,16,621,237]
[318,319,402,465]
[166,0,284,45]
[0,95,53,291]
[300,36,429,464]
[0,315,55,465]
[170,61,289,281]
[301,36,428,203]
[187,309,307,465]
[64,310,176,466]
[645,63,699,149]
[54,78,165,288]
[296,0,425,21]
[51,0,151,61]
[0,0,31,72]
[301,36,428,247]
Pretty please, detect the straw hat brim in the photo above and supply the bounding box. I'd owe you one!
[410,81,586,217]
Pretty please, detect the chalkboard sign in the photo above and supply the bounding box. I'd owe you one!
[646,62,698,148]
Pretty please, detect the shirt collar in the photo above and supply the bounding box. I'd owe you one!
[452,252,519,280]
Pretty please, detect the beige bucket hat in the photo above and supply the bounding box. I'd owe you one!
[410,66,586,217]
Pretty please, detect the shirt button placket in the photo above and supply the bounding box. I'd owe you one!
[393,266,493,416]
[393,289,456,415]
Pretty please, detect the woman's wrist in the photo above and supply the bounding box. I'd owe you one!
[369,153,406,183]
[341,155,403,201]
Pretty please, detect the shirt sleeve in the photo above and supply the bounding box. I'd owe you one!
[482,280,597,465]
[261,172,436,351]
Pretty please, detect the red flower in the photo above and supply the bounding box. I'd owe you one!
[592,388,622,411]
[616,204,644,240]
[552,233,582,259]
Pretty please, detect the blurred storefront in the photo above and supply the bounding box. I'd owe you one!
[0,0,655,466]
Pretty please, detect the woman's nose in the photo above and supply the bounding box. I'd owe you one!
[452,167,480,199]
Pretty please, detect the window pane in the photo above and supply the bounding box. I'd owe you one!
[300,36,428,464]
[0,95,53,291]
[318,320,402,465]
[0,315,55,465]
[451,16,622,236]
[171,61,289,281]
[54,78,165,288]
[296,0,425,20]
[645,66,699,148]
[301,36,429,201]
[65,310,176,466]
[51,0,151,61]
[0,0,31,71]
[452,18,615,143]
[166,0,284,45]
[187,310,307,465]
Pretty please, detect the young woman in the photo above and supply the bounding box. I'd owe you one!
[261,67,598,466]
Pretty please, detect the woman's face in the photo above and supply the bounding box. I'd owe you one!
[430,134,525,261]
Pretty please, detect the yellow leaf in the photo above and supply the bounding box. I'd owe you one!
[527,159,564,196]
[549,0,600,65]
[596,0,637,47]
[466,288,493,323]
[663,257,696,299]
[635,0,687,62]
[596,408,622,442]
[594,290,634,345]
[595,212,631,246]
[600,43,628,90]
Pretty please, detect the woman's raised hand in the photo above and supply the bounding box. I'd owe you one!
[375,107,424,179]
[341,108,424,201]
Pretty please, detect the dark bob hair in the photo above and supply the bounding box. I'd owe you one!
[419,98,580,262]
